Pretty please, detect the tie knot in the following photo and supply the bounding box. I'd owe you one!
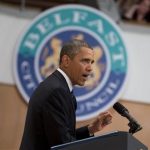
[70,90,74,99]
[70,90,77,110]
[71,90,73,94]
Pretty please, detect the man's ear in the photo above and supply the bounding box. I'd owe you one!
[62,55,71,67]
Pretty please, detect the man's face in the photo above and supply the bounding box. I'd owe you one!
[67,47,94,86]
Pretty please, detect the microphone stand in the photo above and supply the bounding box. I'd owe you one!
[128,121,142,134]
[123,110,142,134]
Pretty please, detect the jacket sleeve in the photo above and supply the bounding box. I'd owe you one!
[76,126,92,140]
[42,88,76,147]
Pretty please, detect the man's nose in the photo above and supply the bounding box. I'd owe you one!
[86,63,93,72]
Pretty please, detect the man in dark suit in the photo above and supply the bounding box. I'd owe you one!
[20,39,112,150]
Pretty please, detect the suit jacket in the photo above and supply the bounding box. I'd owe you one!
[20,70,90,150]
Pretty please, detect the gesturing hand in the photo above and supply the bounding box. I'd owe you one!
[88,111,112,135]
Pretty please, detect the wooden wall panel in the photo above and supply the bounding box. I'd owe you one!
[0,84,149,150]
[0,84,27,150]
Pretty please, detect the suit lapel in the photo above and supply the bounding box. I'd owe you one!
[53,70,77,110]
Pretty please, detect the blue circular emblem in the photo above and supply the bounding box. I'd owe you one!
[14,5,128,121]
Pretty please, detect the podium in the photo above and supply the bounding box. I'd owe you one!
[51,131,148,150]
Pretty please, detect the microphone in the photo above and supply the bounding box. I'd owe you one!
[113,102,142,134]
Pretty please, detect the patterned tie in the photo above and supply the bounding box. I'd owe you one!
[70,90,77,110]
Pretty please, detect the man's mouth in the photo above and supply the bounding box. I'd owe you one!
[82,74,89,79]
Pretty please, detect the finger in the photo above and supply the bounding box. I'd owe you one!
[99,111,109,115]
[102,118,112,126]
[101,115,112,126]
[100,111,112,116]
[98,112,110,118]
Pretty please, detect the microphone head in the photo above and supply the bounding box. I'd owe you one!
[113,102,129,116]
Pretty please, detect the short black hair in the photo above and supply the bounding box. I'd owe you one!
[59,39,92,64]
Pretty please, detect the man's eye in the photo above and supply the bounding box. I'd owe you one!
[81,59,94,64]
[81,60,89,64]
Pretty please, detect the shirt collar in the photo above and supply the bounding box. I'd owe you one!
[57,68,73,92]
